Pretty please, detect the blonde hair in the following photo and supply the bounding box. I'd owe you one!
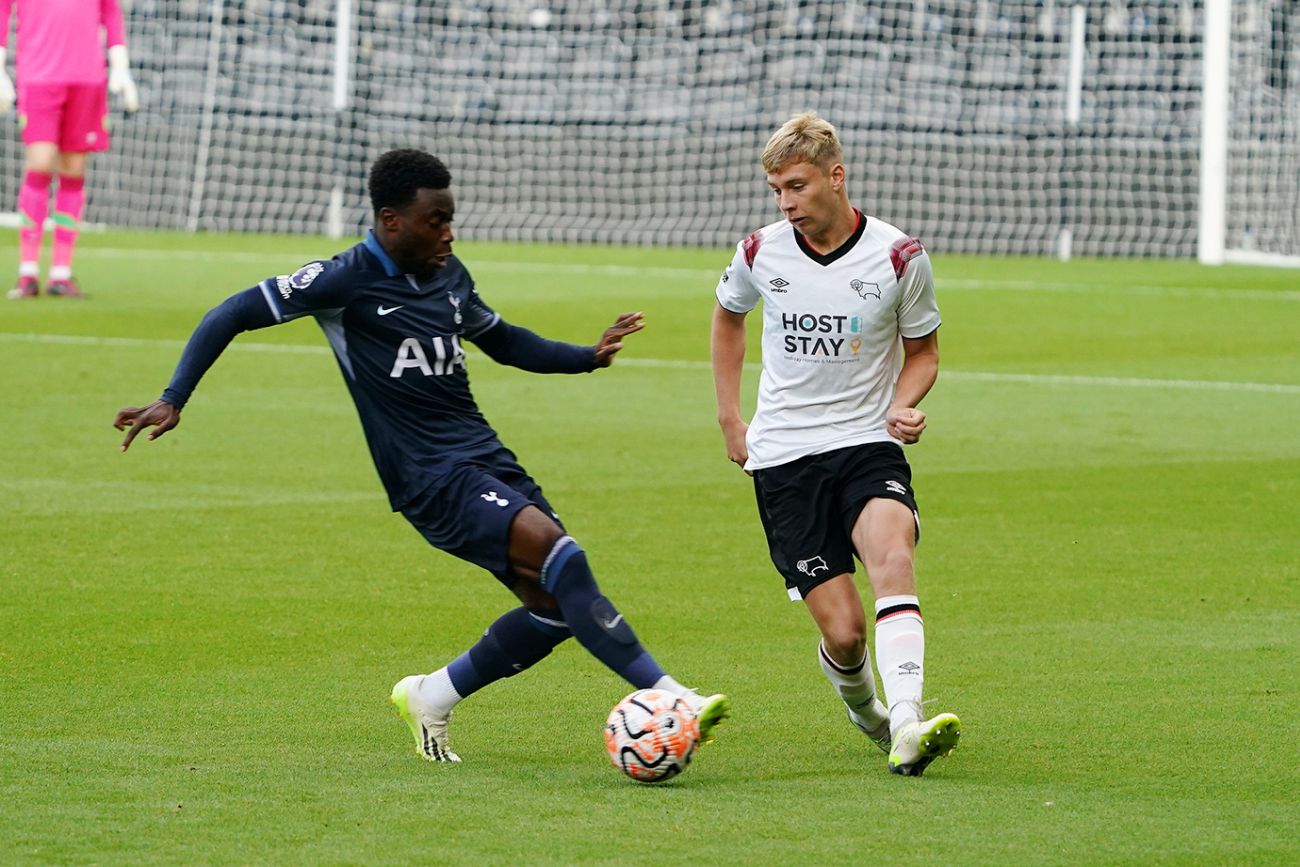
[761,112,844,174]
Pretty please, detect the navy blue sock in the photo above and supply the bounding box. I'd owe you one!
[446,606,571,699]
[540,536,666,689]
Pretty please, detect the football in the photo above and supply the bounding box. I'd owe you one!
[603,689,699,783]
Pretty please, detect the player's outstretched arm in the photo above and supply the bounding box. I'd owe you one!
[471,311,643,373]
[114,287,278,452]
[592,311,644,367]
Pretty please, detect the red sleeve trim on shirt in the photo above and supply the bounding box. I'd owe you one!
[742,231,763,270]
[890,236,925,280]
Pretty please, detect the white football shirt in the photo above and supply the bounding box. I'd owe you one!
[715,211,941,471]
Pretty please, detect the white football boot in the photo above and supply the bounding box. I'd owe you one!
[390,675,461,762]
[887,712,961,776]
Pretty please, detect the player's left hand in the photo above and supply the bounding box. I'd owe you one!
[593,311,644,367]
[0,51,14,114]
[109,69,139,113]
[886,406,927,444]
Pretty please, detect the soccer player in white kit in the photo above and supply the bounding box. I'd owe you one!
[711,113,960,776]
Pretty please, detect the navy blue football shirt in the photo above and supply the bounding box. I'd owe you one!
[159,230,597,510]
[251,232,577,509]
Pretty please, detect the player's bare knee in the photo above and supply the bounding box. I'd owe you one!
[505,505,565,579]
[25,145,57,174]
[509,578,559,610]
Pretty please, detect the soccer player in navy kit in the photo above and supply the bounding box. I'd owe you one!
[115,149,728,763]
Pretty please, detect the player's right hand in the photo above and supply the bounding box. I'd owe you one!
[720,419,751,475]
[0,69,14,115]
[114,400,181,451]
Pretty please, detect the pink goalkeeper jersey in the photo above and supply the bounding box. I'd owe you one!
[0,0,126,84]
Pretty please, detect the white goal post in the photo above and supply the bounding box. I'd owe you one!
[1199,0,1300,266]
[0,0,1294,265]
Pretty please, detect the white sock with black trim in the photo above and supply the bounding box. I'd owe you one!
[874,594,925,736]
[818,640,888,726]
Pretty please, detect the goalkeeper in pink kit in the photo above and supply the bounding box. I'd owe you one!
[1,0,138,299]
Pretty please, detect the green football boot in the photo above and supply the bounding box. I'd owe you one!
[689,693,731,745]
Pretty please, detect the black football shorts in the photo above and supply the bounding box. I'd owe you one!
[752,441,920,601]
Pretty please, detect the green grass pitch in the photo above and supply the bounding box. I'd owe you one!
[1,230,1297,864]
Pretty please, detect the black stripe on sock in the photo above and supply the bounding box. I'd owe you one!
[819,642,866,675]
[876,602,922,621]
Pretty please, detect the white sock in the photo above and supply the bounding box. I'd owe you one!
[49,265,71,281]
[19,262,38,278]
[817,640,887,725]
[414,667,463,717]
[874,594,925,736]
[652,674,699,703]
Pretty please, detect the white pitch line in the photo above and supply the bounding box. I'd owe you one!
[614,358,1300,395]
[0,332,327,354]
[83,247,335,264]
[937,279,1300,303]
[935,369,1300,395]
[78,246,1300,301]
[3,331,1299,395]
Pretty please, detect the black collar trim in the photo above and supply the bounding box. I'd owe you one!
[794,210,866,266]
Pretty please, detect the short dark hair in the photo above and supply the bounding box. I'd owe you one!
[368,149,452,213]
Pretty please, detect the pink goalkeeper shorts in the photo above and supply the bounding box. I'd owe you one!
[19,82,110,153]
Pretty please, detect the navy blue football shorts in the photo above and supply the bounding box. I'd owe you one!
[399,446,564,583]
[752,441,920,601]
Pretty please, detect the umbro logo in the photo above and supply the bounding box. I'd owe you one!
[797,555,828,576]
[480,491,510,507]
[885,480,908,496]
[770,277,790,288]
[898,661,921,674]
[377,304,404,316]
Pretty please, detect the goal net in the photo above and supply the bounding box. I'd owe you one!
[1222,0,1299,264]
[0,0,1294,262]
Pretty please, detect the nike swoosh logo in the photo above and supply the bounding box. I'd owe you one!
[602,614,624,630]
[377,304,404,316]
